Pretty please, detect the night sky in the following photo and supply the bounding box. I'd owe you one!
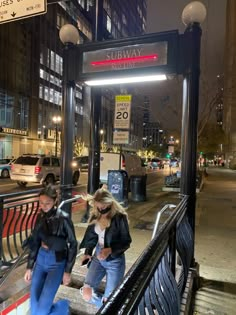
[140,0,227,135]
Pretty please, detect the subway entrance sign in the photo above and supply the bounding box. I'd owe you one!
[0,0,47,25]
[76,32,179,85]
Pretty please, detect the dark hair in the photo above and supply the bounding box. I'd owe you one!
[39,186,57,201]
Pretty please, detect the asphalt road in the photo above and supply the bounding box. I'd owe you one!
[0,167,172,196]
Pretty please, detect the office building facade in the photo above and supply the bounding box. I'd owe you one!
[0,0,146,158]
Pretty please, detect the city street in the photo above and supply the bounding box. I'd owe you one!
[0,167,173,195]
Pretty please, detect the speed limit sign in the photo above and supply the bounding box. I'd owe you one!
[114,95,132,129]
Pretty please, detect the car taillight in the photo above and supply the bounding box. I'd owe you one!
[11,165,14,171]
[34,166,42,174]
[122,159,125,168]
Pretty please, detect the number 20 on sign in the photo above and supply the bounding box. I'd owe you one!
[114,95,132,129]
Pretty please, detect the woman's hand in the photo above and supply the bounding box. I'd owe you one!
[24,269,32,283]
[81,254,92,266]
[97,248,112,260]
[63,272,71,286]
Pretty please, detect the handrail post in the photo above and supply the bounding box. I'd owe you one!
[168,226,177,276]
[0,196,3,277]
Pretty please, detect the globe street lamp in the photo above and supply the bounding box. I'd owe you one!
[59,24,79,215]
[180,1,206,251]
[52,116,61,157]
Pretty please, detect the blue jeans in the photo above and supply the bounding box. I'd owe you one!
[84,249,125,308]
[30,248,69,315]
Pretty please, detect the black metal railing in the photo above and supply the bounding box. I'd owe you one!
[0,189,41,272]
[0,189,82,287]
[97,195,193,315]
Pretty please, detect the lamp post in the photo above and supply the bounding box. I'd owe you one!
[59,24,79,215]
[52,116,61,157]
[180,1,206,262]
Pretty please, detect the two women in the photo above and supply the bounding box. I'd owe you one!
[79,188,132,308]
[25,186,131,312]
[24,186,77,315]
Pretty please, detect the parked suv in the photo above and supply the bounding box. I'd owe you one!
[10,154,80,187]
[0,158,13,178]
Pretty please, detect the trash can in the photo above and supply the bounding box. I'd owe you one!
[107,170,128,208]
[130,175,147,202]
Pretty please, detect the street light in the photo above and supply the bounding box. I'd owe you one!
[52,115,61,156]
[180,1,206,253]
[59,24,79,215]
[100,129,104,143]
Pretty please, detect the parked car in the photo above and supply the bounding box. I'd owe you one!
[148,158,164,169]
[10,154,80,187]
[72,156,89,172]
[0,158,14,178]
[169,158,179,167]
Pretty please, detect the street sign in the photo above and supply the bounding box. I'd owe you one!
[168,145,174,153]
[0,0,47,25]
[114,95,132,129]
[82,42,168,74]
[113,131,129,145]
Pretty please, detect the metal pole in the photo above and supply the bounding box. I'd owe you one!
[0,197,3,277]
[82,0,103,222]
[88,87,101,194]
[180,23,202,263]
[119,145,122,169]
[55,124,58,157]
[60,43,75,216]
[88,0,103,193]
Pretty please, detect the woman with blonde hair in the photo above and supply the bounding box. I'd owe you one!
[79,188,132,308]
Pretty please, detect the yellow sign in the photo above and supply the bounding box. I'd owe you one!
[114,95,132,129]
[0,0,47,25]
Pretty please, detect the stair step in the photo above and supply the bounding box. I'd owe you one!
[194,288,236,314]
[56,258,135,314]
[56,285,97,315]
[70,260,106,291]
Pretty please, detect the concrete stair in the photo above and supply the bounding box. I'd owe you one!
[56,259,134,314]
[56,286,97,315]
[193,279,236,315]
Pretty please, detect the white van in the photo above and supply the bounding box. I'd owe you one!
[100,152,146,184]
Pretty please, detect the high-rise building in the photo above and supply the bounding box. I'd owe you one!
[223,0,236,167]
[0,0,146,158]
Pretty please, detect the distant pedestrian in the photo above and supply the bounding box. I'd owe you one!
[24,186,78,315]
[79,188,132,308]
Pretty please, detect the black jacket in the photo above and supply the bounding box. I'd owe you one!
[27,207,78,273]
[79,213,132,259]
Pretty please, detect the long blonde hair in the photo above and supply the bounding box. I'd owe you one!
[84,188,127,224]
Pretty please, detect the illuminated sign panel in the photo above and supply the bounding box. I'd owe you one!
[82,42,168,74]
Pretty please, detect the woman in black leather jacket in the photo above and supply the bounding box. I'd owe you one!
[79,188,132,308]
[24,186,77,315]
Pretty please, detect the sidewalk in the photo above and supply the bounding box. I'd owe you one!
[195,166,236,284]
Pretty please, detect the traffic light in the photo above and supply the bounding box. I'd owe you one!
[166,153,170,158]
